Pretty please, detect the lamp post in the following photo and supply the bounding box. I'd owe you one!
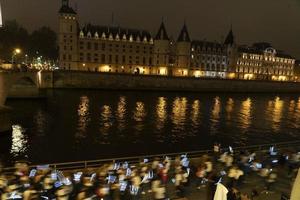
[11,48,21,68]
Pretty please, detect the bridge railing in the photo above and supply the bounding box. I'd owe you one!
[2,140,300,174]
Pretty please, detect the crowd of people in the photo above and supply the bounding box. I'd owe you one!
[0,143,299,200]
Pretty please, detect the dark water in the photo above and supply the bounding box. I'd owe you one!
[1,90,300,165]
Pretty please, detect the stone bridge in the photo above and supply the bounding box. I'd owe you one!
[0,71,43,106]
[0,71,46,132]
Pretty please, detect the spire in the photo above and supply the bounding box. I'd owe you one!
[224,26,234,46]
[177,22,191,42]
[62,0,69,6]
[59,0,76,14]
[155,21,169,40]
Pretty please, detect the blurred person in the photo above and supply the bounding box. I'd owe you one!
[196,164,206,189]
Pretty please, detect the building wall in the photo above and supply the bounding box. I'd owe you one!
[235,50,295,81]
[77,35,154,74]
[191,42,228,78]
[58,12,78,70]
[50,71,300,93]
[58,6,296,81]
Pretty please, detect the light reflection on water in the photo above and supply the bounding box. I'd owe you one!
[76,96,90,139]
[116,96,126,132]
[156,97,167,131]
[210,96,221,135]
[239,98,252,132]
[11,125,28,158]
[5,91,300,164]
[171,97,187,136]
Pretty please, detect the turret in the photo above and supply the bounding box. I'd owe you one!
[224,27,237,73]
[153,21,170,75]
[175,22,191,75]
[58,0,79,70]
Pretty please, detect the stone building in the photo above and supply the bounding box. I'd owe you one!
[294,60,300,81]
[235,43,295,81]
[58,0,296,81]
[190,41,228,78]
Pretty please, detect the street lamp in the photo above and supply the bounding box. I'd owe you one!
[11,48,21,68]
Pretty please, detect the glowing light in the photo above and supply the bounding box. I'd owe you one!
[14,48,21,54]
[11,125,28,157]
[210,97,221,134]
[156,97,167,130]
[239,98,252,132]
[171,97,187,132]
[98,65,110,72]
[228,73,236,79]
[116,96,126,131]
[226,98,234,121]
[244,74,254,80]
[133,102,146,122]
[133,102,146,132]
[191,100,200,128]
[100,105,113,137]
[76,96,90,139]
[158,67,168,75]
[194,70,201,78]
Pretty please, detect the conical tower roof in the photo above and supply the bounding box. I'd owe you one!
[59,0,76,14]
[155,22,169,40]
[224,28,234,46]
[177,23,191,42]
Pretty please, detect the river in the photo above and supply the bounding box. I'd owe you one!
[1,90,300,165]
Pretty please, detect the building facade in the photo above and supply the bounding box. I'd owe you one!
[235,43,295,81]
[58,0,296,81]
[190,41,228,78]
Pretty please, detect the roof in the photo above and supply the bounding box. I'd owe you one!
[238,45,294,59]
[59,5,76,14]
[81,24,152,41]
[224,29,234,45]
[192,40,224,49]
[177,24,191,42]
[155,22,169,40]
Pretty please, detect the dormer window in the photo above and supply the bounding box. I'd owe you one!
[143,36,147,43]
[129,35,133,42]
[79,30,84,38]
[109,33,113,40]
[136,36,141,42]
[149,38,153,44]
[122,34,127,41]
[94,32,99,39]
[116,34,120,41]
[87,31,92,38]
[102,32,106,39]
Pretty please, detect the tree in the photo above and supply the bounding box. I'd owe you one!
[29,26,58,60]
[0,20,29,61]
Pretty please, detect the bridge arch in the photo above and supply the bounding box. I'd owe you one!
[0,72,39,106]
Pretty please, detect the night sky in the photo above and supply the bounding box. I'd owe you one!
[2,0,300,58]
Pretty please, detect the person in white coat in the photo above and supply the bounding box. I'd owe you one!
[291,168,300,200]
[213,183,228,200]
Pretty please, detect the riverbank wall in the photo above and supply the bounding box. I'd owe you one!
[0,106,12,133]
[39,71,300,93]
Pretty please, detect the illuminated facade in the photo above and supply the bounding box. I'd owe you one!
[58,0,231,77]
[58,0,296,81]
[191,41,228,78]
[235,43,295,81]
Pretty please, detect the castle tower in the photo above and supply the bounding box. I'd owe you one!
[224,27,237,74]
[153,21,170,75]
[175,22,191,76]
[58,0,78,70]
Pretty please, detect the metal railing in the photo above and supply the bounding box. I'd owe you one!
[2,140,300,173]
